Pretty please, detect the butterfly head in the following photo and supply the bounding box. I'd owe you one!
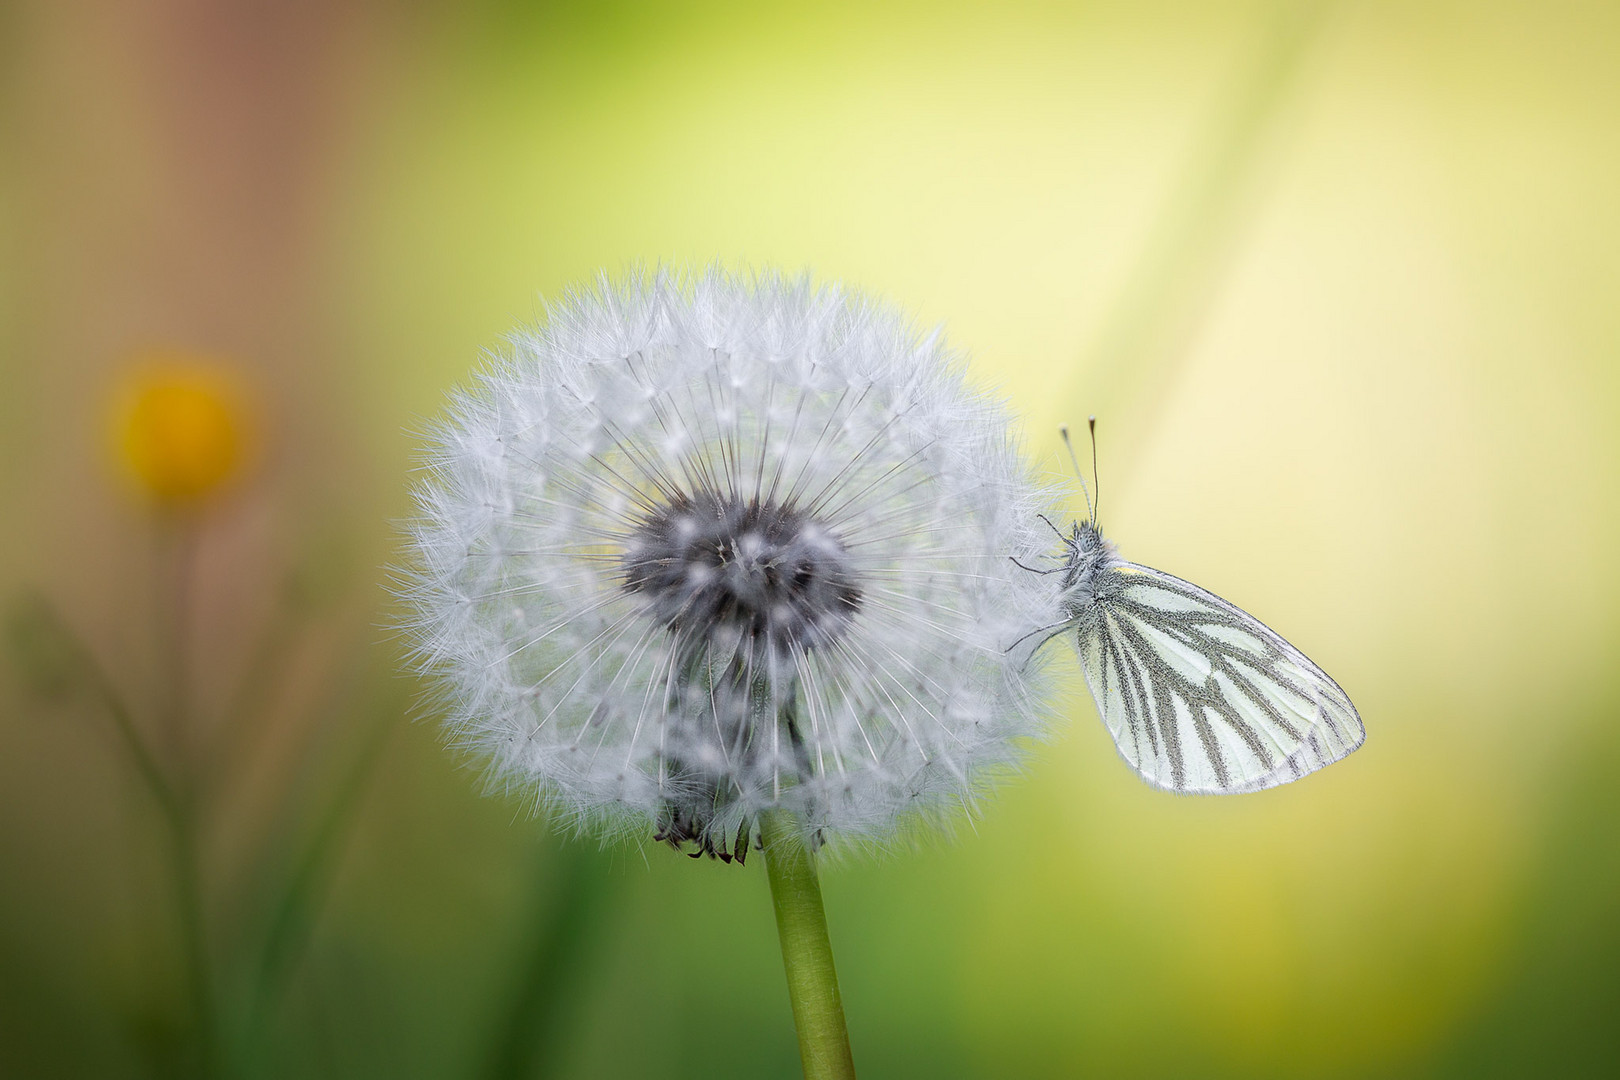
[1057,517,1117,616]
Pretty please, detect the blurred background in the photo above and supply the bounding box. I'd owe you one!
[3,1,1617,1077]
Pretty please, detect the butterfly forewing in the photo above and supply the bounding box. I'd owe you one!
[1075,562,1364,793]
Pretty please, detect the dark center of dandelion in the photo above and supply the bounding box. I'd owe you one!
[621,489,860,862]
[621,489,862,652]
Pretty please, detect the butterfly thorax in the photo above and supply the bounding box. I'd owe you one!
[1057,519,1119,619]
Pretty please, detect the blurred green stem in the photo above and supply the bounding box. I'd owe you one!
[482,842,616,1080]
[203,595,300,788]
[171,798,219,1078]
[26,569,222,1076]
[244,705,394,1061]
[761,810,856,1080]
[39,602,184,826]
[158,523,220,1079]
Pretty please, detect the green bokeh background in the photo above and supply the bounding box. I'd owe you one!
[4,1,1618,1077]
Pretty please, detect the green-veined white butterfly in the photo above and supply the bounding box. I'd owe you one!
[1022,421,1364,793]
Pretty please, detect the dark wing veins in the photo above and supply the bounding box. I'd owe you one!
[1096,579,1322,790]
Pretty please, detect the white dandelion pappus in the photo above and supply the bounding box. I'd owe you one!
[1027,421,1364,794]
[403,268,1053,859]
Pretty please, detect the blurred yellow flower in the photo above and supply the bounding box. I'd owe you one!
[111,354,255,510]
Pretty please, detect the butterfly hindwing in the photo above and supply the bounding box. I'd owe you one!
[1075,562,1364,793]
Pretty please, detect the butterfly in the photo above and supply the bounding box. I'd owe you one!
[1018,420,1364,793]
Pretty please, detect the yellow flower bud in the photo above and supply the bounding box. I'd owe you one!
[112,355,255,510]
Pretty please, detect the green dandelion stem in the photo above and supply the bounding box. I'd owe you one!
[760,809,857,1080]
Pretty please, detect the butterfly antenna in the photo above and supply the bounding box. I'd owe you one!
[1059,424,1094,523]
[1088,416,1101,524]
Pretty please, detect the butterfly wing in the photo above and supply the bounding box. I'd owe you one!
[1074,562,1364,793]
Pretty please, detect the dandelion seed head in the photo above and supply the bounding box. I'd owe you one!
[402,267,1053,857]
